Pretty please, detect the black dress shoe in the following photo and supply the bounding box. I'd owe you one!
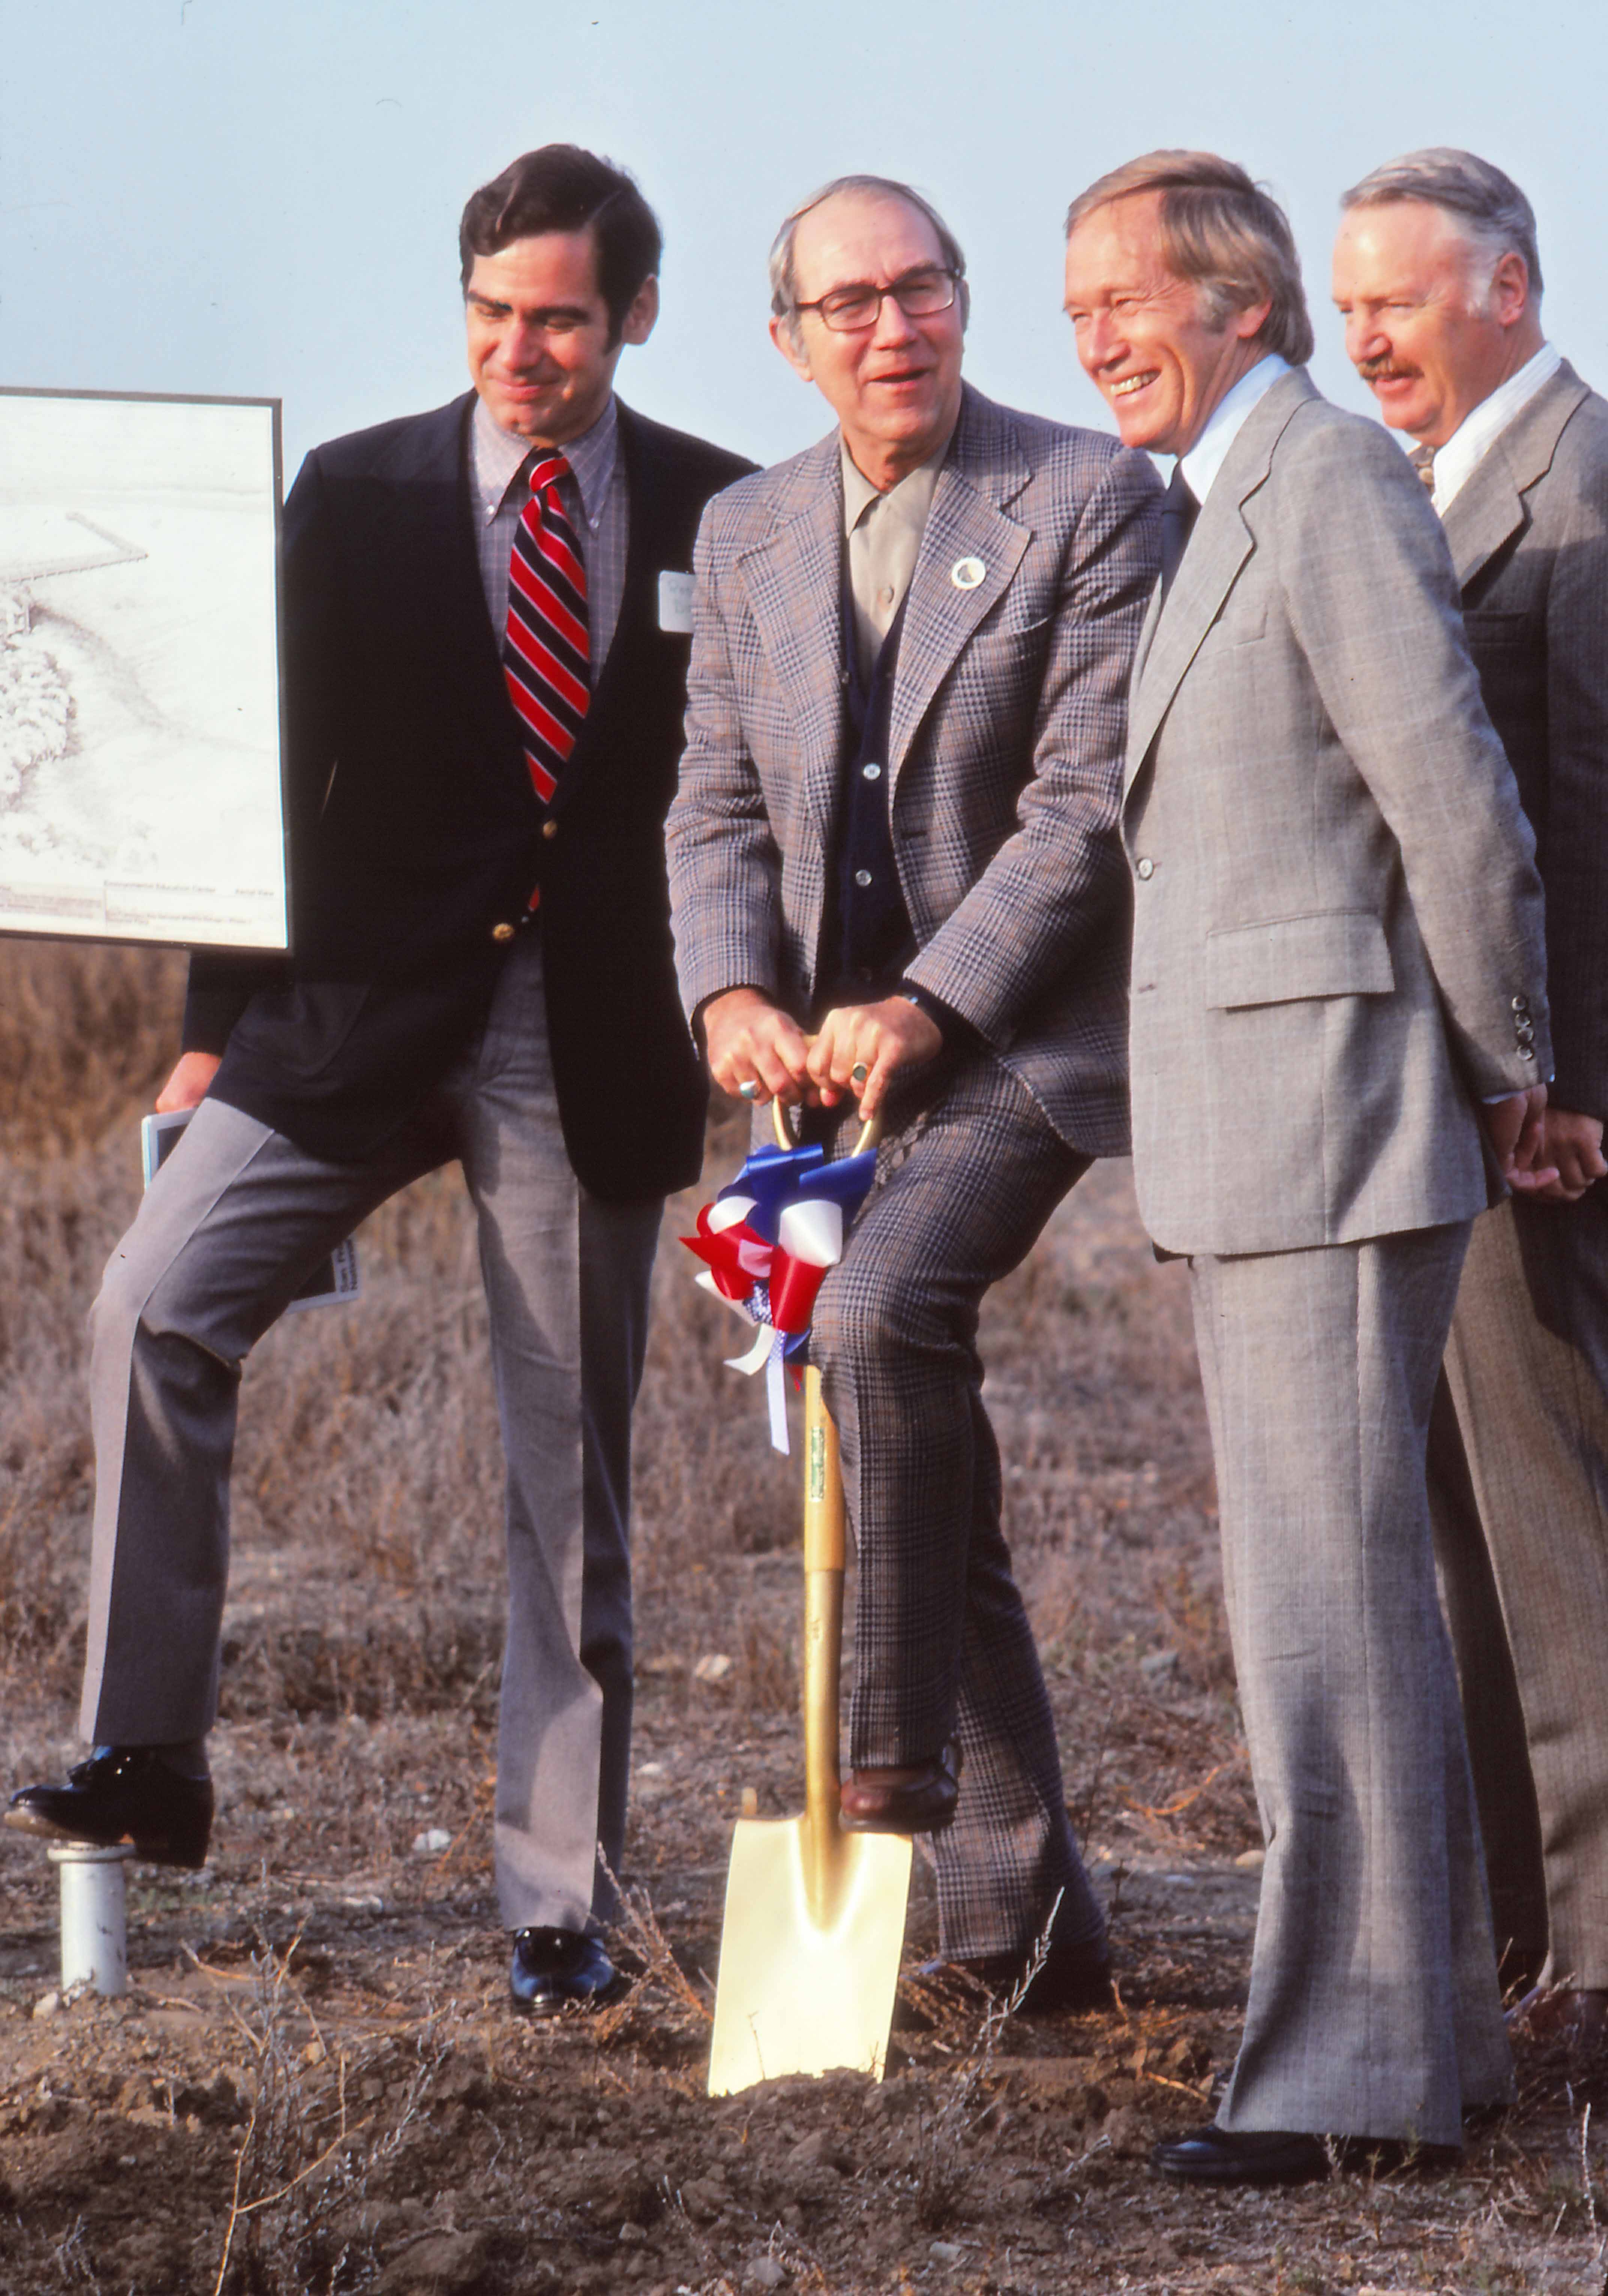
[508,1927,623,2016]
[920,1938,1114,2015]
[4,1747,213,1869]
[1153,2124,1330,2184]
[840,1744,960,1836]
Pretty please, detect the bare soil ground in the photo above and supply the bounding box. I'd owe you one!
[1,941,1606,2294]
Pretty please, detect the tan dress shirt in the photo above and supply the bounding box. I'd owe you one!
[840,433,951,684]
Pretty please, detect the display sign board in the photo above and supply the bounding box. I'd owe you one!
[0,387,286,949]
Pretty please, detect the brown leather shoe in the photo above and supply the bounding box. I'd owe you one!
[840,1744,960,1835]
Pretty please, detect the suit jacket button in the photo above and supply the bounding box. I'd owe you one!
[542,819,559,840]
[1512,994,1530,1013]
[491,922,516,943]
[1136,857,1155,881]
[1518,1044,1536,1060]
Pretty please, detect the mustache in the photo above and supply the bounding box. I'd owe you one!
[1357,355,1419,383]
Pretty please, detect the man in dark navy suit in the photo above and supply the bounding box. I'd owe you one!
[6,145,752,2014]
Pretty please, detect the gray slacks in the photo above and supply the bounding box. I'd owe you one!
[809,1055,1106,1964]
[81,936,660,1932]
[1430,1191,1608,1989]
[1190,1224,1510,2145]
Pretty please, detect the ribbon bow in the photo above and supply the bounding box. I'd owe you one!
[682,1139,878,1452]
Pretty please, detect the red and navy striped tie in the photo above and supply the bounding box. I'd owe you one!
[503,452,590,805]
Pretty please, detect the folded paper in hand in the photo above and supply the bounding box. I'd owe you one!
[140,1109,360,1311]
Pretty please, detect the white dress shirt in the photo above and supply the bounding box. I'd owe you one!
[1179,353,1291,506]
[1420,340,1562,511]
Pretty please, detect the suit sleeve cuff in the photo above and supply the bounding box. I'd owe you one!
[900,980,978,1049]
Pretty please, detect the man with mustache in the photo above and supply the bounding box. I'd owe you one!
[1065,148,1551,2180]
[669,174,1160,2001]
[1336,149,1608,2042]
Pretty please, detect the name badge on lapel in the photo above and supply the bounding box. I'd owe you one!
[658,571,694,633]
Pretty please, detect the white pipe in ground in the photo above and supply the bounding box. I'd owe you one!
[48,1842,132,1996]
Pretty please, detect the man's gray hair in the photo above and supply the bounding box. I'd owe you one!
[1341,148,1543,298]
[1064,151,1314,365]
[768,174,967,342]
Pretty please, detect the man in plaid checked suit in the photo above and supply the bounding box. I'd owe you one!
[667,175,1161,1999]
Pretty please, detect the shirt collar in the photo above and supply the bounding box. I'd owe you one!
[1178,353,1290,507]
[1420,340,1563,512]
[471,392,619,530]
[839,427,953,537]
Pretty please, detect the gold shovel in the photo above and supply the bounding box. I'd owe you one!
[706,1103,913,2098]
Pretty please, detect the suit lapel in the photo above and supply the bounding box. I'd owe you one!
[1128,575,1166,699]
[558,399,660,806]
[1440,363,1590,590]
[408,394,525,779]
[738,435,847,839]
[888,388,1030,781]
[1125,369,1314,793]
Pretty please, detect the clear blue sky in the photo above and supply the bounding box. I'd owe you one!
[1,0,1597,475]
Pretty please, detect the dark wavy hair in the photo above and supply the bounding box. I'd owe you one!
[459,145,662,345]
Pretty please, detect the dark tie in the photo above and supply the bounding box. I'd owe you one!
[1409,442,1437,493]
[1159,463,1198,603]
[503,452,590,805]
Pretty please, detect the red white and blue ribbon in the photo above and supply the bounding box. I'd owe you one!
[682,1139,878,1453]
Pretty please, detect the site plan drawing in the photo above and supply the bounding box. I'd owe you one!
[0,388,286,949]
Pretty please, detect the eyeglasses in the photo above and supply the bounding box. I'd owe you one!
[792,268,960,334]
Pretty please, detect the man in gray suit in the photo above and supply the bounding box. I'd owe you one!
[668,174,1160,2000]
[1336,150,1608,2039]
[1064,150,1552,2179]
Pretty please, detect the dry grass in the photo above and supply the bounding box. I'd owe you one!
[0,938,187,1158]
[2,937,1603,2293]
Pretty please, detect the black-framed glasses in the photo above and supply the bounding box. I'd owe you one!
[793,267,960,334]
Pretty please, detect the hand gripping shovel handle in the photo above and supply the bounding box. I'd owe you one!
[770,1094,880,1160]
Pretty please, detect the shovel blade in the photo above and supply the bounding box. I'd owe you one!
[707,1813,912,2096]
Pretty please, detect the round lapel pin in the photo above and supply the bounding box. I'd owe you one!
[950,557,985,590]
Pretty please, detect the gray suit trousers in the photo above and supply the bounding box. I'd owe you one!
[81,936,660,1933]
[808,1056,1104,1965]
[1431,1192,1608,1989]
[1190,1225,1510,2143]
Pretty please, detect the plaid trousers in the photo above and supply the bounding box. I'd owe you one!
[807,1053,1105,1961]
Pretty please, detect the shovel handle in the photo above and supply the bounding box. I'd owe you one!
[771,1094,881,1160]
[802,1365,845,1836]
[769,1092,880,1831]
[775,1090,880,1569]
[802,1366,844,1575]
